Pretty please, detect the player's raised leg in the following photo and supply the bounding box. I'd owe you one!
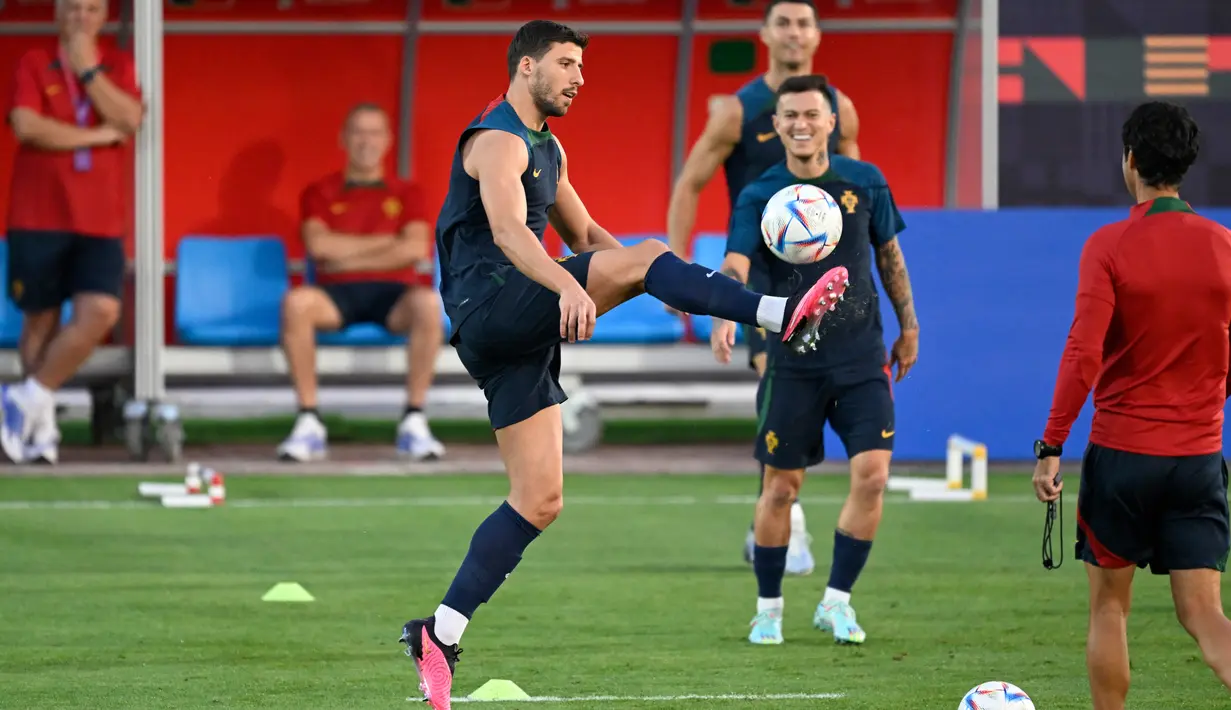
[581,239,848,346]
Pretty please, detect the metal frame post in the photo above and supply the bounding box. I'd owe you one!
[670,0,699,185]
[942,0,972,207]
[397,0,422,180]
[133,0,165,401]
[979,0,998,209]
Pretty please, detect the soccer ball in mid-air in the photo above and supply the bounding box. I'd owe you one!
[958,681,1036,710]
[760,183,844,265]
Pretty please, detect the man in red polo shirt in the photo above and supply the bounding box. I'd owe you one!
[2,0,143,465]
[277,103,445,462]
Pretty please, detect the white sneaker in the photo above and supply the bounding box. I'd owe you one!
[397,411,445,461]
[786,501,815,576]
[0,381,54,464]
[276,412,328,462]
[26,415,60,465]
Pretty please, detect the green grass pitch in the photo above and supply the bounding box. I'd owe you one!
[2,472,1228,709]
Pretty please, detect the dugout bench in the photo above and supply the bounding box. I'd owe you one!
[0,233,751,459]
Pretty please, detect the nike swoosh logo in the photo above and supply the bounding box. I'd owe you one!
[533,168,542,178]
[756,132,777,142]
[881,429,894,438]
[706,271,716,278]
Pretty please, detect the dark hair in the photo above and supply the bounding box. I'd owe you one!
[507,20,590,80]
[1121,101,1200,188]
[764,0,818,23]
[776,74,833,109]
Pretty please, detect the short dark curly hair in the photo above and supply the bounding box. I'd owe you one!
[1122,101,1200,188]
[507,20,590,80]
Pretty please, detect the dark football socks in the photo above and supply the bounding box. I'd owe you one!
[826,529,873,596]
[436,502,541,644]
[753,544,788,598]
[643,252,774,329]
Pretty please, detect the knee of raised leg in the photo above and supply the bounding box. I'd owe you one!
[764,468,802,507]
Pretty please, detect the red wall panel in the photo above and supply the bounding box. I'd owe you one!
[420,0,681,21]
[696,0,958,20]
[162,35,403,260]
[413,34,677,254]
[686,32,951,235]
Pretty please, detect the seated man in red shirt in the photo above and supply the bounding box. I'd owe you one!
[2,0,144,465]
[277,103,445,462]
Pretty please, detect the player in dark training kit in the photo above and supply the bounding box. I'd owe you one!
[711,75,919,646]
[398,22,853,709]
[666,0,862,573]
[1033,102,1231,709]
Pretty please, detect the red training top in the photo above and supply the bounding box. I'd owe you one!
[6,44,141,238]
[299,172,433,287]
[1043,197,1231,457]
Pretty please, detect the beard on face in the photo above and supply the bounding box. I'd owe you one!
[530,70,567,118]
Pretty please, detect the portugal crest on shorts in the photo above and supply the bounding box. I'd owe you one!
[383,197,402,218]
[764,430,779,454]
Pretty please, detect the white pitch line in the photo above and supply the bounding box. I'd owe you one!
[0,493,1040,511]
[440,692,845,703]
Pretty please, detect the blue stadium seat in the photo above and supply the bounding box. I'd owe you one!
[560,236,684,344]
[0,241,21,347]
[688,233,745,343]
[175,236,288,346]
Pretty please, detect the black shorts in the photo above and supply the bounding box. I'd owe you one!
[1076,443,1230,575]
[743,324,768,370]
[6,229,125,311]
[452,252,594,430]
[754,365,895,470]
[321,281,408,329]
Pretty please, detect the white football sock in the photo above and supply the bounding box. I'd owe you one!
[756,296,787,333]
[757,597,784,613]
[823,587,851,604]
[433,604,469,646]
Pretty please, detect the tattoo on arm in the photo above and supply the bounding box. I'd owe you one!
[875,239,919,331]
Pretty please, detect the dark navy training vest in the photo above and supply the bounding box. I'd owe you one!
[435,96,562,341]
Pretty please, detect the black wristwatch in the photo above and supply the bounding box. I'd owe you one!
[1034,439,1062,459]
[78,66,103,85]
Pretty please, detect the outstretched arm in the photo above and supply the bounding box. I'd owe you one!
[666,95,743,257]
[466,129,579,294]
[548,135,622,253]
[868,172,916,381]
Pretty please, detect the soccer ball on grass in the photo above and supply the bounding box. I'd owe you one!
[958,681,1036,709]
[759,183,844,265]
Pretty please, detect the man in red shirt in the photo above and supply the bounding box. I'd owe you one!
[277,103,445,463]
[1,0,143,465]
[1034,101,1231,709]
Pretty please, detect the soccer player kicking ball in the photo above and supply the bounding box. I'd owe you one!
[712,75,919,646]
[1034,101,1231,710]
[400,23,853,709]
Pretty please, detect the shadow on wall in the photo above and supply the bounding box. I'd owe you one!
[858,207,1231,461]
[188,139,297,243]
